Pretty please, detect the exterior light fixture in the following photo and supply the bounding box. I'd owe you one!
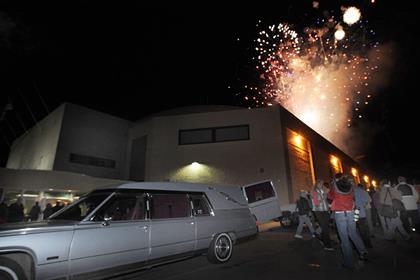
[294,135,303,147]
[190,162,201,171]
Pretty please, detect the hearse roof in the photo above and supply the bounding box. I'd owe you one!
[95,182,249,210]
[114,182,222,192]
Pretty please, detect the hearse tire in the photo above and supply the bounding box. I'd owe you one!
[0,256,27,280]
[207,233,233,264]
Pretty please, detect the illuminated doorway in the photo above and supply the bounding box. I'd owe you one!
[329,155,343,176]
[286,129,315,202]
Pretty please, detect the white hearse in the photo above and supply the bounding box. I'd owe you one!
[0,182,258,280]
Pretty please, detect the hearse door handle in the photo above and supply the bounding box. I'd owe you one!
[139,225,149,231]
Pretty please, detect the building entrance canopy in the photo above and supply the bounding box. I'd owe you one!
[0,168,128,193]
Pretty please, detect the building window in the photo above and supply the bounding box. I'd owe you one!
[179,129,213,145]
[215,125,249,142]
[69,153,116,168]
[179,125,249,145]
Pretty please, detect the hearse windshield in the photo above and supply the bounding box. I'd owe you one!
[49,190,114,221]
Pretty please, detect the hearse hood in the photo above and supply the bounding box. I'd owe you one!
[0,220,76,236]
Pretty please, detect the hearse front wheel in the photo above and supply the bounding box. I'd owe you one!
[207,233,233,264]
[0,257,27,280]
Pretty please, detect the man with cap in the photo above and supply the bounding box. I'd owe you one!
[328,173,368,270]
[294,190,316,239]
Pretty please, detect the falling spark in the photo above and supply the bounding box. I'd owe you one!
[334,28,345,40]
[343,7,361,25]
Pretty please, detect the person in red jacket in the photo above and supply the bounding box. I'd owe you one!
[328,173,368,270]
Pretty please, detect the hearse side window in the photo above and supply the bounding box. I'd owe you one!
[190,194,211,216]
[50,193,111,221]
[92,192,145,221]
[245,181,275,204]
[150,193,190,219]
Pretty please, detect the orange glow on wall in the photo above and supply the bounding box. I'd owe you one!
[372,180,377,188]
[330,156,338,166]
[351,167,360,183]
[363,175,371,187]
[329,155,343,175]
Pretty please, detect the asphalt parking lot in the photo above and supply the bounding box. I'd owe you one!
[112,223,420,280]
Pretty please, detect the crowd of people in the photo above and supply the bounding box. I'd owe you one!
[0,199,65,224]
[293,174,419,270]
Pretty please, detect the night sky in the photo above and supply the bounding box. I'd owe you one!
[0,1,419,181]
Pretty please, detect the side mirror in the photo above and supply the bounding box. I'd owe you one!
[102,216,112,226]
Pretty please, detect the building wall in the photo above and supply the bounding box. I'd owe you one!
[134,107,291,207]
[126,120,154,181]
[6,105,65,170]
[53,103,132,179]
[279,107,362,192]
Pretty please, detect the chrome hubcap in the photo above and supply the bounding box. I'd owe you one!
[215,236,231,259]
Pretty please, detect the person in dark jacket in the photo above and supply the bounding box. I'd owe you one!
[7,197,24,223]
[52,201,64,214]
[29,201,41,221]
[43,203,54,219]
[354,183,373,248]
[328,173,368,269]
[0,201,8,224]
[294,190,316,239]
[373,183,387,234]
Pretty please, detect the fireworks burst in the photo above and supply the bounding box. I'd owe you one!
[242,5,385,147]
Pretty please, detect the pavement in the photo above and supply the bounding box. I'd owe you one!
[113,222,420,280]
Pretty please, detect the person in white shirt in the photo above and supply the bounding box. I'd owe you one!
[395,176,419,231]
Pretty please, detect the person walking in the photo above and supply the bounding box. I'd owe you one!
[354,183,373,248]
[43,203,54,219]
[7,197,25,223]
[373,183,388,234]
[0,201,8,224]
[328,173,368,269]
[366,186,377,233]
[379,179,411,242]
[294,190,316,239]
[29,201,41,221]
[52,201,64,214]
[395,176,419,232]
[311,179,333,250]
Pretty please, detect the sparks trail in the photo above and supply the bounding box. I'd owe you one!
[241,6,386,147]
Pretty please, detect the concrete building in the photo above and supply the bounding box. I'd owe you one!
[2,103,374,211]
